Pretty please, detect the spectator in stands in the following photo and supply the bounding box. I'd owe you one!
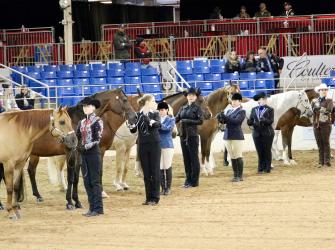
[281,2,295,17]
[235,6,250,19]
[134,37,152,68]
[15,85,34,110]
[113,24,132,61]
[241,51,257,72]
[256,47,284,90]
[254,3,272,18]
[210,6,224,20]
[225,51,241,73]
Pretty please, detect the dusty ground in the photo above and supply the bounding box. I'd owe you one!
[1,150,335,250]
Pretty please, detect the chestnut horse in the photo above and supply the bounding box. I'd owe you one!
[0,108,77,219]
[18,89,137,209]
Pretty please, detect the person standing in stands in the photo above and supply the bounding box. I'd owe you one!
[113,24,132,61]
[235,6,250,19]
[311,83,333,167]
[281,2,295,17]
[225,51,241,73]
[217,93,246,182]
[247,92,275,174]
[77,97,104,217]
[129,94,161,205]
[256,47,284,91]
[210,6,224,20]
[15,85,35,110]
[175,87,204,188]
[254,3,272,18]
[242,51,257,72]
[157,102,175,195]
[134,37,152,68]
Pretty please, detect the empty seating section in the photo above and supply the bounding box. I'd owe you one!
[10,63,165,106]
[322,70,335,87]
[176,59,277,96]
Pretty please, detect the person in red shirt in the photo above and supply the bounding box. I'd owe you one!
[134,37,152,66]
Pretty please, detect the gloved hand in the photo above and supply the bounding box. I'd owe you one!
[77,144,85,153]
[217,112,226,123]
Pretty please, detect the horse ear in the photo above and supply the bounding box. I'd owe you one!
[137,87,143,97]
[62,105,68,111]
[58,105,63,113]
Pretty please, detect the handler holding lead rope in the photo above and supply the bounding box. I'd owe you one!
[311,83,334,167]
[77,97,104,217]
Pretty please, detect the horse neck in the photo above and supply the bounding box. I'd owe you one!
[270,92,302,122]
[164,94,186,116]
[207,90,228,115]
[103,111,126,141]
[22,110,52,143]
[67,105,84,128]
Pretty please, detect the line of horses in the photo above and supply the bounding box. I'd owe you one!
[0,85,321,220]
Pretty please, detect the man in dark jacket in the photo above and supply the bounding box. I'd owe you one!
[15,85,34,110]
[254,3,272,18]
[113,24,132,60]
[281,2,295,17]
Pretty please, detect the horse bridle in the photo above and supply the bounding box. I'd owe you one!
[295,91,312,117]
[49,115,75,143]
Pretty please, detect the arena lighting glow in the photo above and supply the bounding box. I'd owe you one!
[59,0,70,9]
[101,1,113,4]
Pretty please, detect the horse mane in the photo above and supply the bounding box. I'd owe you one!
[3,109,52,131]
[206,88,228,114]
[162,92,183,101]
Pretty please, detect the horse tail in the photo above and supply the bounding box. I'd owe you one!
[47,156,66,185]
[17,169,25,202]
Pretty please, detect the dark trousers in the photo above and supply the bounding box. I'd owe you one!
[81,145,103,213]
[314,124,332,165]
[253,131,274,173]
[180,136,200,186]
[139,142,161,203]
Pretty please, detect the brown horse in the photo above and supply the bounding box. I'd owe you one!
[21,89,137,209]
[0,107,77,219]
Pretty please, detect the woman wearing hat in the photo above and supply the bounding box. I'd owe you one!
[129,94,161,205]
[175,87,204,188]
[311,84,333,167]
[247,92,275,173]
[77,97,104,217]
[157,101,175,195]
[217,93,246,182]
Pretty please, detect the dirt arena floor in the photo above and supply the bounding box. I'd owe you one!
[1,150,335,250]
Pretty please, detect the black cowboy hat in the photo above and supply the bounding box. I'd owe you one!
[183,87,201,97]
[231,92,243,101]
[253,92,267,101]
[81,97,101,109]
[157,101,169,110]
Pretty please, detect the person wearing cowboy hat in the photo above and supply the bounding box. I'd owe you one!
[311,83,333,167]
[217,92,246,182]
[157,101,175,195]
[175,87,204,188]
[247,92,275,174]
[76,97,104,217]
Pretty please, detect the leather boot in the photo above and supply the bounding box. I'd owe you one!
[160,170,166,195]
[165,167,172,195]
[231,159,239,182]
[224,149,229,166]
[237,157,244,181]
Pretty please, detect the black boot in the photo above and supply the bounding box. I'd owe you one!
[224,149,229,166]
[237,157,244,181]
[165,167,172,195]
[160,170,166,195]
[231,159,239,182]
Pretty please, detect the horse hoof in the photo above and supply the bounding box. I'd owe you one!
[9,214,18,220]
[102,191,110,198]
[123,186,129,191]
[66,204,75,210]
[36,197,44,203]
[0,204,4,210]
[121,183,129,190]
[14,211,21,219]
[290,160,297,165]
[75,202,83,209]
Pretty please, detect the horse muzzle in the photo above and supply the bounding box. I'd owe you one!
[62,133,78,149]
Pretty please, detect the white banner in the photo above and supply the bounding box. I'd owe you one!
[280,55,335,88]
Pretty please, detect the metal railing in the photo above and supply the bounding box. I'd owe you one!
[0,27,54,45]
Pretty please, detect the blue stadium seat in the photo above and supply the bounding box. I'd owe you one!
[185,74,204,88]
[91,63,107,71]
[75,85,91,96]
[210,59,225,73]
[43,65,59,72]
[43,79,57,86]
[197,81,212,90]
[257,72,274,79]
[322,78,331,85]
[125,62,141,70]
[241,90,257,98]
[76,64,91,71]
[12,66,27,73]
[201,91,212,96]
[27,65,43,72]
[330,70,335,77]
[107,68,124,77]
[57,79,73,86]
[41,71,57,79]
[152,93,164,101]
[210,59,226,66]
[73,78,90,86]
[124,76,142,94]
[239,72,257,80]
[41,80,57,97]
[328,78,335,87]
[90,85,108,94]
[222,72,239,80]
[73,70,90,78]
[59,97,74,106]
[57,86,76,96]
[72,96,84,105]
[239,80,250,90]
[125,66,141,76]
[26,71,41,79]
[57,70,74,79]
[143,83,161,93]
[176,60,193,75]
[90,78,107,85]
[141,67,158,76]
[205,73,222,90]
[107,77,124,89]
[59,64,75,71]
[90,70,107,78]
[108,62,124,71]
[255,80,267,89]
[193,59,210,74]
[142,75,160,84]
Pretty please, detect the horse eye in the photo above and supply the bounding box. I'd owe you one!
[59,120,65,125]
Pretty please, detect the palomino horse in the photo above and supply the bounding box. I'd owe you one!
[0,107,77,219]
[18,89,137,209]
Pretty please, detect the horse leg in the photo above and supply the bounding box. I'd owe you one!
[72,153,82,209]
[134,143,143,177]
[100,149,109,198]
[121,148,131,190]
[0,163,4,210]
[272,130,282,161]
[287,127,297,165]
[3,163,16,219]
[27,155,44,202]
[200,136,208,176]
[114,147,124,191]
[66,160,75,210]
[204,135,215,175]
[13,165,25,219]
[281,127,291,165]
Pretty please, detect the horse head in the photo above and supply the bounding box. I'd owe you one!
[296,90,313,118]
[50,106,78,149]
